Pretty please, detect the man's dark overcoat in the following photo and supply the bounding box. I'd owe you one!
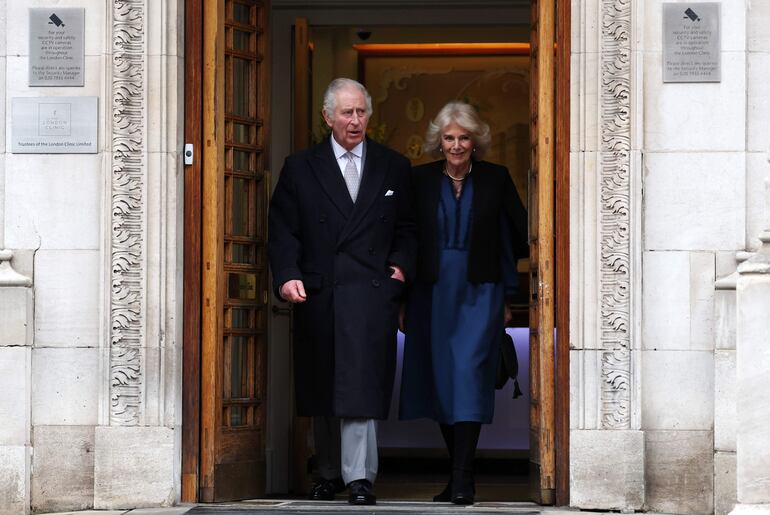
[268,137,416,420]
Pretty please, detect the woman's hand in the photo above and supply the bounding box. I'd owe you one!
[504,303,512,326]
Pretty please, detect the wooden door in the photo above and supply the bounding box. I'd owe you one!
[554,0,571,505]
[288,16,315,495]
[198,0,271,502]
[528,0,556,505]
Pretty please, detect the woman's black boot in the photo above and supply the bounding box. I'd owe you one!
[433,424,454,502]
[451,422,480,505]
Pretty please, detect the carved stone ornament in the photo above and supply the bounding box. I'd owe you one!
[0,250,32,287]
[599,0,632,429]
[110,0,145,425]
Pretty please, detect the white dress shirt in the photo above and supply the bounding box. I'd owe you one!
[330,137,364,179]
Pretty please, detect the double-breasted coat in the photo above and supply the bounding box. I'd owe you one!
[268,137,417,419]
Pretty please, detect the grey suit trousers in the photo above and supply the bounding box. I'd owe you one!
[313,416,378,484]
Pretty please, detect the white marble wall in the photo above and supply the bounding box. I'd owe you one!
[1,1,108,511]
[639,1,751,513]
[0,1,184,512]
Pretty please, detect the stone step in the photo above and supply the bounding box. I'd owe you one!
[184,500,541,514]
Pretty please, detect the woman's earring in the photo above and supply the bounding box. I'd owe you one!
[439,147,444,153]
[473,148,477,153]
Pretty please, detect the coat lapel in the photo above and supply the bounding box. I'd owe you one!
[424,161,443,216]
[338,139,389,245]
[308,138,354,218]
[470,159,490,216]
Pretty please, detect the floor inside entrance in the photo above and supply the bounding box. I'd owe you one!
[179,455,532,514]
[375,455,529,501]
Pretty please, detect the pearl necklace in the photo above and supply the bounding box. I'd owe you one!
[443,162,473,181]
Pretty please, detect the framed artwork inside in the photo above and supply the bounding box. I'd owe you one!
[355,43,530,203]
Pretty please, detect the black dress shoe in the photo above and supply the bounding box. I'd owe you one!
[308,477,345,501]
[347,479,376,505]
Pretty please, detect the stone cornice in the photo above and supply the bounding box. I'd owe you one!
[110,0,145,426]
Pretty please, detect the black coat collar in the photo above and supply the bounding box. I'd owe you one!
[308,137,389,244]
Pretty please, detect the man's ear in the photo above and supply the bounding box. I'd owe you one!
[322,109,333,128]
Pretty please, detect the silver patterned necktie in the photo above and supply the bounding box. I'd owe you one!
[343,151,360,202]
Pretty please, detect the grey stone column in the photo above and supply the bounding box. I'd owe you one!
[728,2,770,513]
[731,181,770,515]
[0,252,33,515]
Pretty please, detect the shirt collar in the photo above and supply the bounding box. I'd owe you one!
[330,136,364,160]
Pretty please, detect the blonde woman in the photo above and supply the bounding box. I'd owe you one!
[399,101,527,505]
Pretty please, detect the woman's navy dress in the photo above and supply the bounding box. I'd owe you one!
[399,174,517,424]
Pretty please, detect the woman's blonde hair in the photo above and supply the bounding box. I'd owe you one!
[423,101,491,158]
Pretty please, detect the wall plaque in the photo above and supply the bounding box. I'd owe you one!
[29,8,85,86]
[663,3,720,83]
[11,97,98,153]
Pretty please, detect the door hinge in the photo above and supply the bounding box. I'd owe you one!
[184,143,194,165]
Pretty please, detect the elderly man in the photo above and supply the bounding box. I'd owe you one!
[268,78,416,505]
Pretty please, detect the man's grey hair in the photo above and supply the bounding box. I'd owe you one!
[423,101,491,158]
[322,78,373,118]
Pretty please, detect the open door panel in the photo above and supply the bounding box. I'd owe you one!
[199,0,271,502]
[528,0,556,505]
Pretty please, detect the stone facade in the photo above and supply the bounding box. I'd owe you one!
[0,0,767,513]
[0,0,183,512]
[569,0,766,514]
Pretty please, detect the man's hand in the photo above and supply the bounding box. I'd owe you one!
[280,280,307,303]
[389,265,406,283]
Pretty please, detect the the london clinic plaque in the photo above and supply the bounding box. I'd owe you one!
[663,3,720,83]
[11,97,98,154]
[29,8,85,86]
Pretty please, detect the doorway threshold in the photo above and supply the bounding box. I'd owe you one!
[185,499,540,514]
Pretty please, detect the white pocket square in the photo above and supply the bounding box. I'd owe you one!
[385,190,395,197]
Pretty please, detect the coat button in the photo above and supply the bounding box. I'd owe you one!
[319,215,327,223]
[334,280,340,287]
[380,215,388,222]
[371,279,381,287]
[368,247,376,255]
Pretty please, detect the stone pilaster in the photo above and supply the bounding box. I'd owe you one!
[0,250,33,515]
[731,181,770,514]
[569,0,645,509]
[94,0,183,508]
